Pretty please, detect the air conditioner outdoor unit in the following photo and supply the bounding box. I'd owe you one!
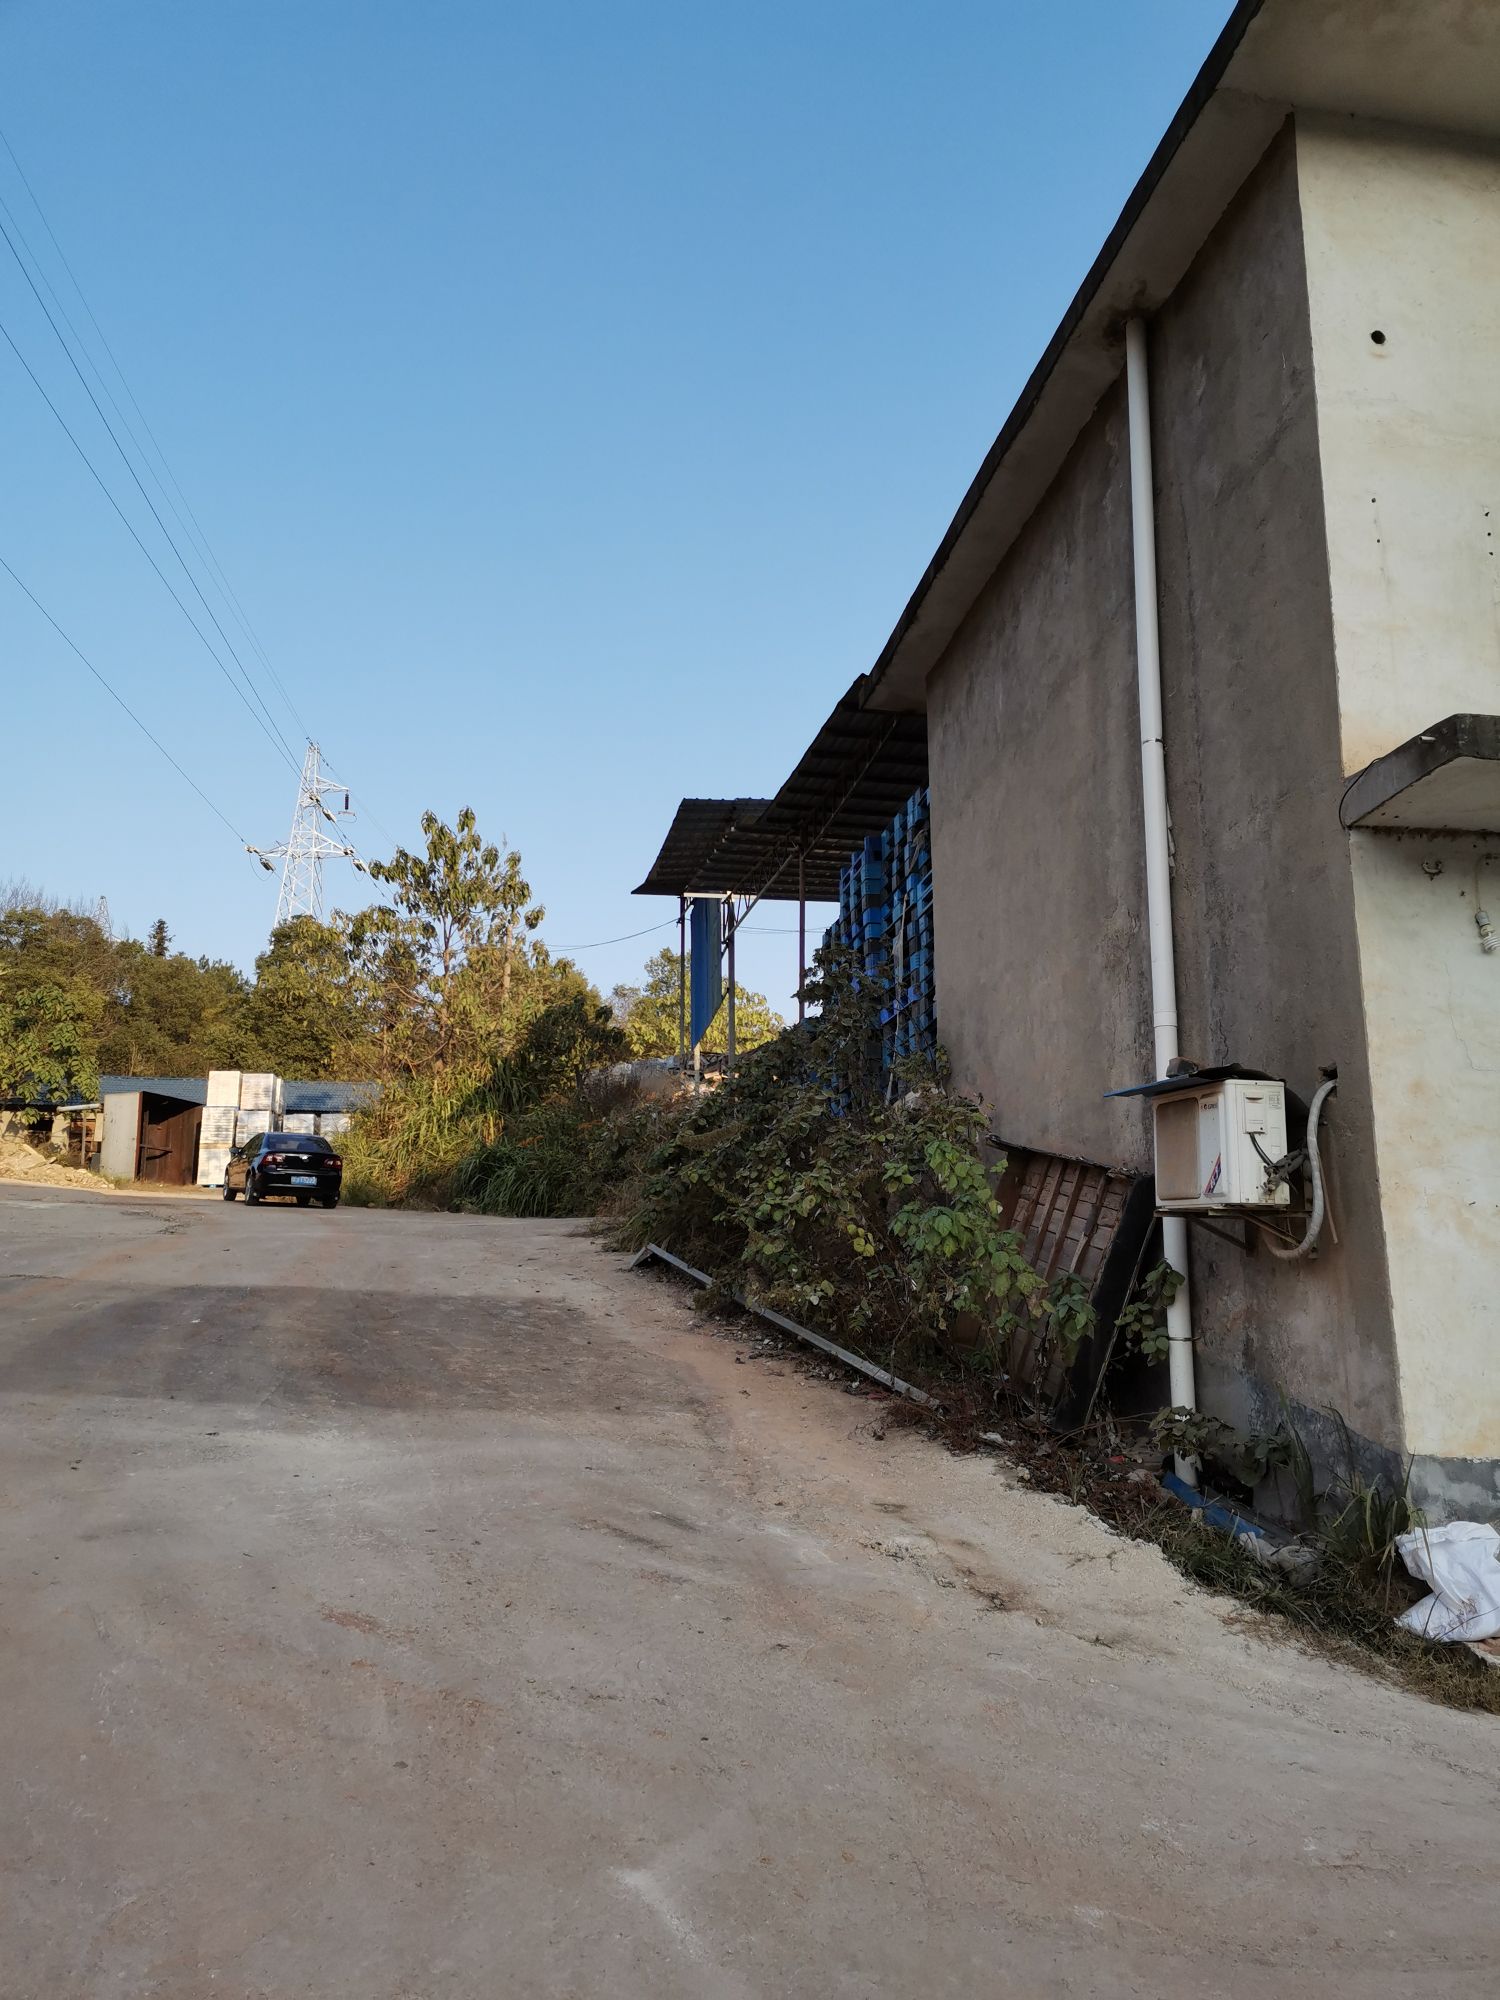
[1106,1066,1299,1214]
[1151,1077,1291,1213]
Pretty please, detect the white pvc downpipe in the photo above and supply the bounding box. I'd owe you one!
[1125,315,1199,1486]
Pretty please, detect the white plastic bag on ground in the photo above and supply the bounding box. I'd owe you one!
[1395,1521,1500,1643]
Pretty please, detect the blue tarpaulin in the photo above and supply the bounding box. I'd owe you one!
[688,897,723,1049]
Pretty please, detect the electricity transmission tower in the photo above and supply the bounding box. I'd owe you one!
[248,742,367,925]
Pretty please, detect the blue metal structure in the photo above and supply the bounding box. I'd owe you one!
[688,897,724,1050]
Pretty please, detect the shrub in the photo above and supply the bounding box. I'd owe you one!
[341,996,634,1211]
[619,943,1088,1389]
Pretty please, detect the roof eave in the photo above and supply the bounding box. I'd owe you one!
[866,0,1279,709]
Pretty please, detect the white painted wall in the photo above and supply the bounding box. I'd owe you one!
[1348,834,1500,1457]
[1300,117,1500,1462]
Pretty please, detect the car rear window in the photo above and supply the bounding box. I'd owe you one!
[263,1133,333,1152]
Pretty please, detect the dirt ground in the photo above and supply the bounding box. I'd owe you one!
[0,1133,108,1190]
[1,1185,1495,1998]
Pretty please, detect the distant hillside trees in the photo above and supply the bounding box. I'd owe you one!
[610,947,785,1059]
[0,811,613,1107]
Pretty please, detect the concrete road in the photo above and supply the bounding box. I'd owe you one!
[1,1186,1495,1999]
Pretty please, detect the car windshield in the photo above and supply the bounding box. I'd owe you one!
[263,1134,332,1153]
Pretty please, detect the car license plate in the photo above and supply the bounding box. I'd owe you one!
[291,1174,317,1186]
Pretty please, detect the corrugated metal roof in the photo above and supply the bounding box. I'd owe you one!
[633,798,772,898]
[98,1074,379,1114]
[100,1075,207,1104]
[282,1080,381,1113]
[634,681,927,903]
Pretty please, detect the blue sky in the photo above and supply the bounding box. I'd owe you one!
[0,0,1224,1011]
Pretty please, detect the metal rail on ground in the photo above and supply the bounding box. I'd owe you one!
[629,1243,941,1412]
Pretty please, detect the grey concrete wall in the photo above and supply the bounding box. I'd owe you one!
[927,128,1405,1455]
[927,384,1152,1172]
[1147,129,1401,1453]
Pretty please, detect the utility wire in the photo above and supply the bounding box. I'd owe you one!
[0,552,250,845]
[0,211,301,770]
[550,920,674,955]
[0,307,302,776]
[0,127,409,847]
[0,162,311,745]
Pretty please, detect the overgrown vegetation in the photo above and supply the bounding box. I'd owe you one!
[618,942,1093,1397]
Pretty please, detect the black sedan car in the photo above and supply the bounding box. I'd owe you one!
[224,1131,343,1207]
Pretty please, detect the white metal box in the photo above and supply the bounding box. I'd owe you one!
[1152,1078,1290,1211]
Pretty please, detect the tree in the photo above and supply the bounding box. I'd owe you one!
[0,974,103,1107]
[97,943,250,1078]
[147,918,171,958]
[485,994,630,1111]
[353,808,546,1078]
[0,905,113,1103]
[244,917,373,1081]
[613,948,785,1058]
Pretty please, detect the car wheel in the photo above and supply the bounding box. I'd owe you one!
[223,1182,237,1201]
[244,1175,261,1206]
[320,1196,339,1209]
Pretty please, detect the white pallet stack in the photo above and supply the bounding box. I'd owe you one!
[199,1071,245,1186]
[200,1104,237,1149]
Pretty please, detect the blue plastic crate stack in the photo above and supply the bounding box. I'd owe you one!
[826,786,935,1075]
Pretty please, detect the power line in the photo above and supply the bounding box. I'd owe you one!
[0,210,301,770]
[0,125,316,747]
[0,128,420,853]
[0,127,314,752]
[0,552,250,845]
[550,920,675,955]
[0,306,302,776]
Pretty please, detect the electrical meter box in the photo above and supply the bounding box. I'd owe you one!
[1152,1078,1290,1212]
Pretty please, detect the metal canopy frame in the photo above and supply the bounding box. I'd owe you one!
[633,679,927,906]
[634,679,927,1076]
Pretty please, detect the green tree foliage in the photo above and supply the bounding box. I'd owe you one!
[610,948,785,1058]
[0,908,107,1104]
[244,917,373,1082]
[147,918,171,958]
[482,994,629,1113]
[352,808,547,1077]
[99,943,249,1078]
[0,901,250,1098]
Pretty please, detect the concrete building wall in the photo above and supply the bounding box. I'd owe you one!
[1147,129,1403,1455]
[927,131,1408,1460]
[1299,118,1500,1501]
[927,391,1151,1172]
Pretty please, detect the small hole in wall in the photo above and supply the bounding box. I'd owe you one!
[1370,329,1387,345]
